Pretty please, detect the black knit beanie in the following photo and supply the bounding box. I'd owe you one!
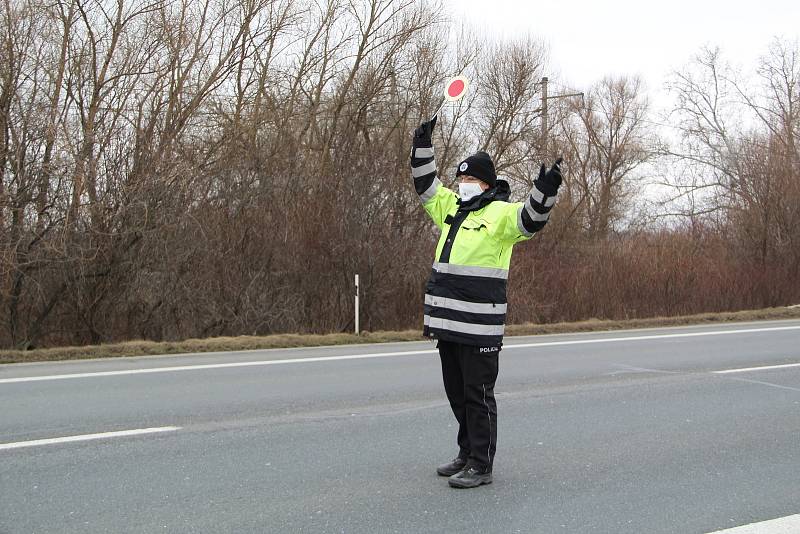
[456,151,497,187]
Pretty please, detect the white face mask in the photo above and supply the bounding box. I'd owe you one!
[458,182,483,201]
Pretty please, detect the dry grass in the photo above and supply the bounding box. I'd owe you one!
[2,306,800,365]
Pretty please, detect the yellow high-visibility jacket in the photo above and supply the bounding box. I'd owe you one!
[411,144,557,346]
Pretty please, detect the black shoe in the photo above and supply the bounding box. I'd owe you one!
[448,465,493,488]
[436,457,468,477]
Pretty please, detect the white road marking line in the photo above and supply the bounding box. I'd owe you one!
[1,325,799,384]
[505,325,800,349]
[0,349,439,384]
[726,377,800,393]
[705,513,800,533]
[0,426,181,451]
[713,362,800,374]
[609,363,680,375]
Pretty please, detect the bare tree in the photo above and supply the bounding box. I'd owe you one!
[555,76,655,238]
[667,42,800,267]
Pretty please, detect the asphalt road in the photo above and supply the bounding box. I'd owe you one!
[1,320,799,533]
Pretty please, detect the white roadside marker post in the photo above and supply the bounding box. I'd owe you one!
[355,274,360,335]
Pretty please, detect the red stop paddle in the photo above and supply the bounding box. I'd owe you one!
[431,75,470,121]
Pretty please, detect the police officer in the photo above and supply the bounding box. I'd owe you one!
[410,116,563,488]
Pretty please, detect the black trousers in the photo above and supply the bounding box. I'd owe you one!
[438,340,500,470]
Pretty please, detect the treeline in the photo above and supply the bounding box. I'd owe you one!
[0,0,798,349]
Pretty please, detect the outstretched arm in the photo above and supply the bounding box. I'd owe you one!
[518,158,563,238]
[409,117,457,229]
[489,158,563,243]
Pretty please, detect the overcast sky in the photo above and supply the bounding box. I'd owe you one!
[444,0,800,111]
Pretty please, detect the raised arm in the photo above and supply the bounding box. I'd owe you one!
[489,159,563,243]
[409,117,457,229]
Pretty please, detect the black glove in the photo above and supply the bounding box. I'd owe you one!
[535,157,563,195]
[413,116,437,147]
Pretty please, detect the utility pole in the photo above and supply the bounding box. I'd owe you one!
[541,77,549,157]
[539,77,584,159]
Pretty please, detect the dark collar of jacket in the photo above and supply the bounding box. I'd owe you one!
[457,179,511,212]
